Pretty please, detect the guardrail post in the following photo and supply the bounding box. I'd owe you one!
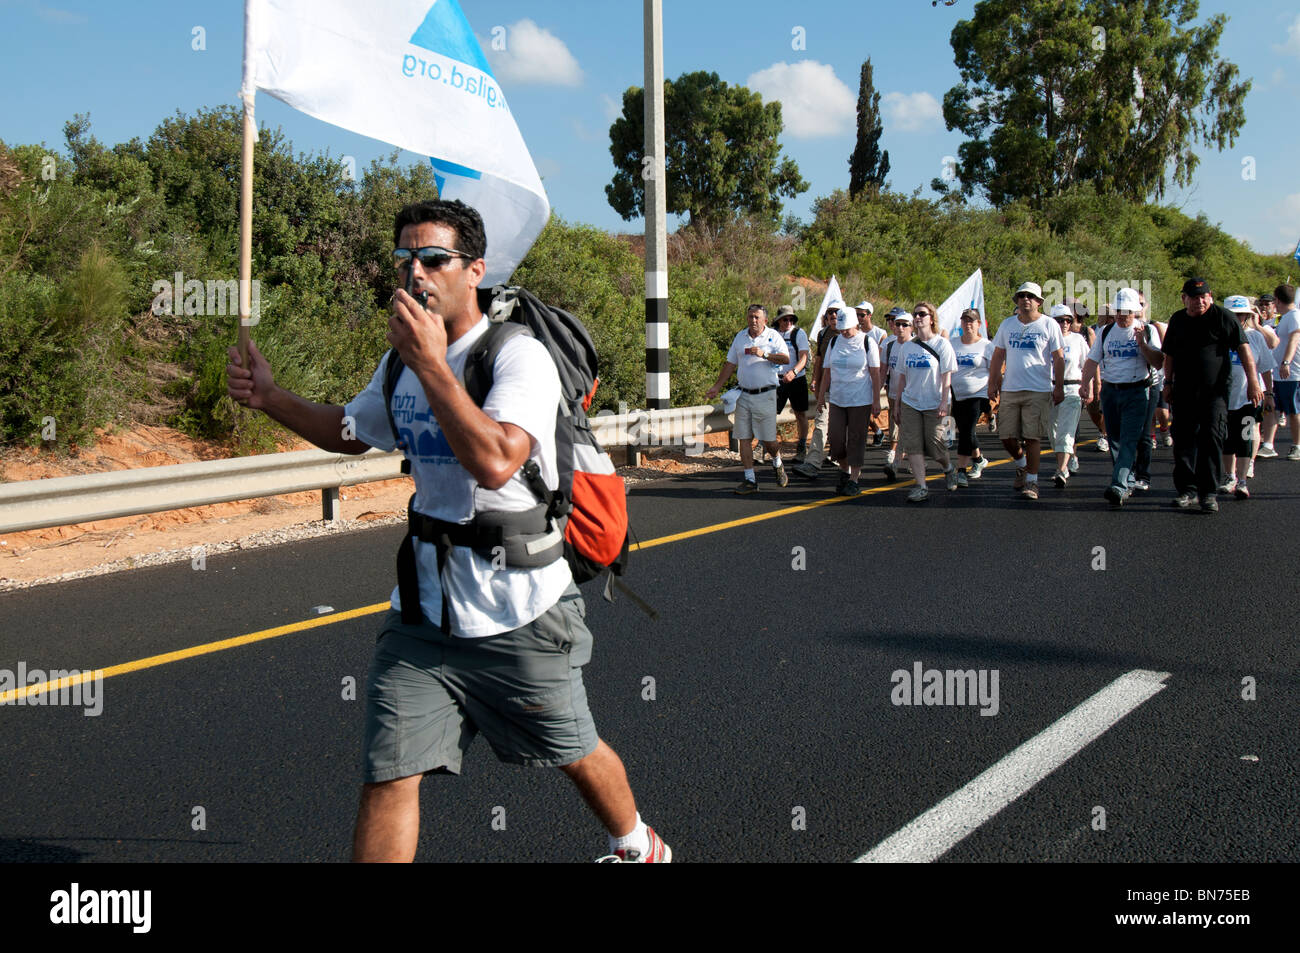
[322,487,341,522]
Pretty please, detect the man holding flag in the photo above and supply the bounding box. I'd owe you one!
[228,200,670,863]
[230,1,669,862]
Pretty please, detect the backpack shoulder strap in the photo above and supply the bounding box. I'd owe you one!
[1101,322,1115,348]
[916,339,941,363]
[463,320,530,407]
[381,349,412,475]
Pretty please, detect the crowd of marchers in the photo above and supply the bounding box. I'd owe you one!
[706,281,1300,513]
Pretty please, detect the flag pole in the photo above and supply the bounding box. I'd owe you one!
[237,1,258,370]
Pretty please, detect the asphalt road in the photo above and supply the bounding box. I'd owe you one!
[1,425,1297,864]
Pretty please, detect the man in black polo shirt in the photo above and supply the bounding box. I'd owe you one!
[1160,278,1262,512]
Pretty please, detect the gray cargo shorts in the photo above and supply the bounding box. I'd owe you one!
[362,583,598,781]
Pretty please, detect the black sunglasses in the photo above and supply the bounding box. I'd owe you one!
[393,245,471,271]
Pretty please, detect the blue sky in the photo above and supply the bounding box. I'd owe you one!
[3,0,1299,256]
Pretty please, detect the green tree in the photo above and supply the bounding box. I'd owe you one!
[942,0,1250,206]
[605,71,808,232]
[848,59,890,197]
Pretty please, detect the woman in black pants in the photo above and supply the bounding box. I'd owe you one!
[949,309,994,486]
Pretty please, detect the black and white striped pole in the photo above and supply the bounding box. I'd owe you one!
[643,0,668,413]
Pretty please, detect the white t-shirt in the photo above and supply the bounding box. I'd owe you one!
[1088,322,1150,384]
[1231,327,1274,410]
[727,327,787,390]
[951,337,995,400]
[1058,331,1088,397]
[866,325,886,350]
[782,327,810,380]
[1273,309,1300,378]
[993,315,1064,392]
[825,331,880,408]
[899,335,958,412]
[345,315,571,638]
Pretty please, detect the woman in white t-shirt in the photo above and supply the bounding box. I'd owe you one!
[1222,296,1276,498]
[1080,289,1164,506]
[950,308,994,487]
[1048,304,1089,486]
[816,306,881,496]
[896,302,959,503]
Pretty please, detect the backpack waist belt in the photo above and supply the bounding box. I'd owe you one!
[396,495,566,628]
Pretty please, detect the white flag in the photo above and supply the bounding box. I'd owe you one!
[244,0,549,284]
[936,269,986,338]
[813,275,846,324]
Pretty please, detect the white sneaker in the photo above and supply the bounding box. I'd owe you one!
[1068,455,1079,473]
[1162,432,1173,447]
[1257,444,1278,459]
[1096,436,1110,452]
[1218,477,1236,494]
[1246,460,1255,478]
[1288,446,1300,462]
[969,456,988,479]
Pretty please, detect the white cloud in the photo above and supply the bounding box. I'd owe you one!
[534,157,563,181]
[745,61,856,138]
[34,4,87,24]
[882,91,942,132]
[570,118,601,143]
[486,19,582,86]
[601,93,622,121]
[1275,14,1300,56]
[1263,192,1300,254]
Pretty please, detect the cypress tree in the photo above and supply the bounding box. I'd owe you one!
[848,59,889,197]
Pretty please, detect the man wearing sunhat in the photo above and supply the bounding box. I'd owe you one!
[774,305,812,460]
[1079,288,1165,506]
[988,281,1065,501]
[1160,278,1261,512]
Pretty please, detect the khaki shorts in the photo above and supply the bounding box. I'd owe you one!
[362,584,598,781]
[999,390,1052,442]
[734,389,777,442]
[899,402,950,465]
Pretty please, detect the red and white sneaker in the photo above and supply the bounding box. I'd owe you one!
[596,826,673,863]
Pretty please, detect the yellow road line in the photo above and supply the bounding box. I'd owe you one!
[5,436,1097,699]
[1,603,388,704]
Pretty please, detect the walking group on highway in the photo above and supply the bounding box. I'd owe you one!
[707,279,1300,512]
[224,196,1294,864]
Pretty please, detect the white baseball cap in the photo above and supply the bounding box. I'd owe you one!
[855,300,874,314]
[1014,282,1044,302]
[1048,304,1072,319]
[1224,295,1253,314]
[1113,287,1142,313]
[835,308,856,330]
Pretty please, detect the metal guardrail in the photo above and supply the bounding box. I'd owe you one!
[0,405,807,535]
